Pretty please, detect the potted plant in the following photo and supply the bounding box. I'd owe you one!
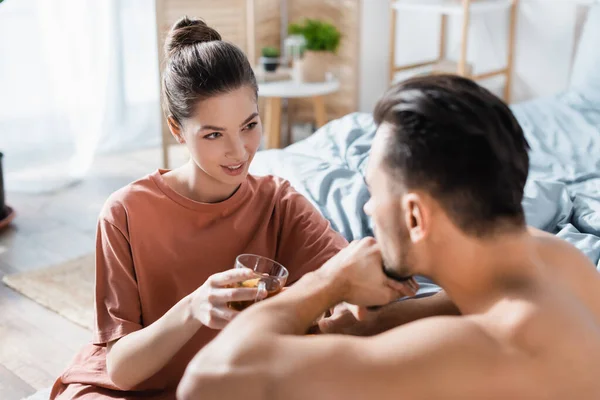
[260,46,281,72]
[288,19,341,83]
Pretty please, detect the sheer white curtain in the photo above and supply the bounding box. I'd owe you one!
[0,0,160,193]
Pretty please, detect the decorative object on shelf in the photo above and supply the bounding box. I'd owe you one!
[283,34,307,82]
[254,67,292,83]
[284,34,306,62]
[288,18,341,83]
[0,151,16,230]
[389,0,518,103]
[260,46,281,72]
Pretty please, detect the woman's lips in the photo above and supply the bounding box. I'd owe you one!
[221,161,246,176]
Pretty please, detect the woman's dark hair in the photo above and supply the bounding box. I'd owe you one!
[374,75,530,236]
[162,16,258,126]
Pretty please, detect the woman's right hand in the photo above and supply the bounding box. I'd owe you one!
[189,268,267,330]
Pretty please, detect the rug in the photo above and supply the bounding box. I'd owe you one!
[2,253,95,331]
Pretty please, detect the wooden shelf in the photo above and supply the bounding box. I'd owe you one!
[391,0,512,16]
[389,0,519,103]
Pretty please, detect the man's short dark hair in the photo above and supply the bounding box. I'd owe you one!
[373,74,530,236]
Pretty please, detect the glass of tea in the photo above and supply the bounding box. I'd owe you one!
[228,254,288,311]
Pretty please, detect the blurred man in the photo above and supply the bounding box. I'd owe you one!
[178,75,600,400]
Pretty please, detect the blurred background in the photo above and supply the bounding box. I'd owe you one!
[0,0,592,194]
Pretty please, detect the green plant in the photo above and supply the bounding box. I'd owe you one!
[288,19,341,53]
[261,46,280,58]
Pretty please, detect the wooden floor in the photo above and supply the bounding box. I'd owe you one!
[0,146,187,399]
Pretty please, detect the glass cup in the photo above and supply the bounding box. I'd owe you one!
[227,254,289,311]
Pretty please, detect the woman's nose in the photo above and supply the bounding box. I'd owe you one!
[227,136,247,160]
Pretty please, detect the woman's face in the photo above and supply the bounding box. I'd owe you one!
[172,86,262,187]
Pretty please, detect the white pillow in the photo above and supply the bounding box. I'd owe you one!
[570,4,600,89]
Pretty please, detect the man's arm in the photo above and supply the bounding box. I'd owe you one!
[179,306,523,400]
[176,238,409,398]
[319,290,460,336]
[264,317,522,400]
[177,239,527,400]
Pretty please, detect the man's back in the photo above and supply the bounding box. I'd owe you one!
[531,230,600,320]
[467,232,600,399]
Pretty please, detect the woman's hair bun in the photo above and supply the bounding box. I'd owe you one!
[164,16,221,57]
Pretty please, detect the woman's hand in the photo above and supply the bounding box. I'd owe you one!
[189,268,267,329]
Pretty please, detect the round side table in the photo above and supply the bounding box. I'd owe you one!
[258,79,340,149]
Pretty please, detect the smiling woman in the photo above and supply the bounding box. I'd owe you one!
[163,86,263,203]
[49,16,348,400]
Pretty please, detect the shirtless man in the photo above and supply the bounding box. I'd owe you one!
[177,75,600,400]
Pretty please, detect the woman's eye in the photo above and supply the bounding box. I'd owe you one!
[204,132,222,140]
[244,122,258,131]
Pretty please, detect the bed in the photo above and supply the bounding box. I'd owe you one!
[250,6,600,275]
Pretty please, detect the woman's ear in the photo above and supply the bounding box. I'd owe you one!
[403,193,428,243]
[167,116,185,144]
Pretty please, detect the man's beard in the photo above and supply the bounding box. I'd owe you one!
[381,225,413,282]
[382,263,412,282]
[383,255,412,282]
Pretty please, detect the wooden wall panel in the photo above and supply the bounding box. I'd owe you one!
[249,0,280,132]
[254,0,282,63]
[157,0,250,53]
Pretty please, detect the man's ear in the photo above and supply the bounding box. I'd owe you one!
[402,193,428,242]
[167,116,185,144]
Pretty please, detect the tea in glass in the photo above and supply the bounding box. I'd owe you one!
[227,254,288,311]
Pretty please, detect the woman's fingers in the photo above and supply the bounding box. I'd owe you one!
[208,268,257,287]
[203,312,232,329]
[208,287,266,305]
[210,305,239,321]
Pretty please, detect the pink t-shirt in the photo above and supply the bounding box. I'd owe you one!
[51,170,347,400]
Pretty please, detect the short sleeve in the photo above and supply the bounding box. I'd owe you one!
[275,183,348,283]
[93,203,142,345]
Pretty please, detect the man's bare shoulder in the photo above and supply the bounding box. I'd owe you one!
[529,227,597,272]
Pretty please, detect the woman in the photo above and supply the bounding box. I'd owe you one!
[50,16,347,400]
